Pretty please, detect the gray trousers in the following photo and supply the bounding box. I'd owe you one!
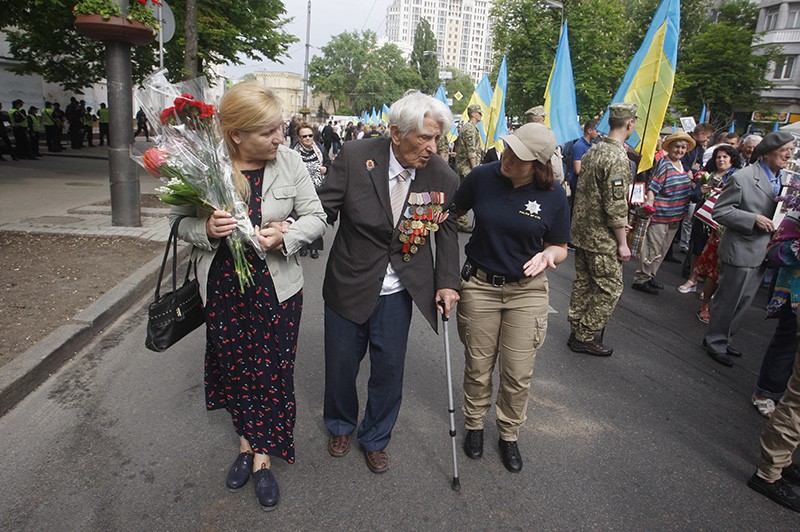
[704,262,765,354]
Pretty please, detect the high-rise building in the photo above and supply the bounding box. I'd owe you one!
[385,0,494,83]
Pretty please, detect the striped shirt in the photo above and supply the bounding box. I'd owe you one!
[649,157,693,224]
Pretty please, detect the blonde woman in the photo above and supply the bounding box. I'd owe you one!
[169,81,326,511]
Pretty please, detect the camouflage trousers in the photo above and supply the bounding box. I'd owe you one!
[568,247,623,342]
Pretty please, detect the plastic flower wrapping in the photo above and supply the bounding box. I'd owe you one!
[132,70,263,292]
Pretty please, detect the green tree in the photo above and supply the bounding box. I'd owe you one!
[4,0,296,90]
[567,0,629,117]
[309,30,421,114]
[411,18,439,94]
[490,0,560,117]
[674,0,779,122]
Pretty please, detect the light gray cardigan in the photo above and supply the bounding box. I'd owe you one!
[169,145,326,303]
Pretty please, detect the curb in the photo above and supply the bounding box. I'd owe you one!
[0,244,189,416]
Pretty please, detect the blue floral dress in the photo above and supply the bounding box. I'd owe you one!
[203,168,302,463]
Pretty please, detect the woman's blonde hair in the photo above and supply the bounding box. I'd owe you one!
[219,80,283,200]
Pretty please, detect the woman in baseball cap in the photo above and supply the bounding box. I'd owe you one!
[453,122,571,473]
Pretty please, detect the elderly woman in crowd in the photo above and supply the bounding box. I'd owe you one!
[679,144,742,297]
[455,123,570,473]
[631,131,695,294]
[703,131,794,367]
[170,81,326,511]
[293,121,330,258]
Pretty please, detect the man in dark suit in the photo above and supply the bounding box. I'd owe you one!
[704,131,794,366]
[317,92,461,474]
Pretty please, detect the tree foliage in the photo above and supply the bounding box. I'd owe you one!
[491,0,774,121]
[308,30,421,115]
[3,0,296,90]
[674,0,778,122]
[411,18,438,95]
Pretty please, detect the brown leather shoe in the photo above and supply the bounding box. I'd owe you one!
[364,450,389,474]
[567,336,613,357]
[328,434,351,457]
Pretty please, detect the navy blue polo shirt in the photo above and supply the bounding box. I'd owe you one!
[455,161,571,278]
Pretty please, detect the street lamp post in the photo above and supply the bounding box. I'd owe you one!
[544,0,564,30]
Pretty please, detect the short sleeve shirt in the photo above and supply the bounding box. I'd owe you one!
[568,137,592,186]
[454,161,571,278]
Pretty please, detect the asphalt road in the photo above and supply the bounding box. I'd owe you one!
[1,228,796,530]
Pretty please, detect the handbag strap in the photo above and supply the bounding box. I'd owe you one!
[154,216,186,301]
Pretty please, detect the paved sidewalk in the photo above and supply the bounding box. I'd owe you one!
[0,142,176,414]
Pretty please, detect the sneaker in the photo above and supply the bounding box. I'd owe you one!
[748,473,800,512]
[783,463,800,486]
[649,279,665,290]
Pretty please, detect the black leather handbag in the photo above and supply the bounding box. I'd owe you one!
[145,217,205,352]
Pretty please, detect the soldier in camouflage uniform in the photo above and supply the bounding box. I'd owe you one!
[456,104,483,231]
[567,102,637,357]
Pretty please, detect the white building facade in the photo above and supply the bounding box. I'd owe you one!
[753,0,800,123]
[385,0,494,83]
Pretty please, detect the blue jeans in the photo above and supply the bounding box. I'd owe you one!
[323,291,413,451]
[755,303,799,401]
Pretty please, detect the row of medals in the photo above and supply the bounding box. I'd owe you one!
[398,192,449,262]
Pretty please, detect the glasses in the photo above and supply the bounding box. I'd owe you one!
[300,134,314,138]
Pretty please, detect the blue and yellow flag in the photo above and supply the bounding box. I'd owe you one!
[459,75,493,145]
[381,104,390,125]
[434,85,458,141]
[543,21,582,146]
[598,0,680,172]
[486,55,509,153]
[699,104,706,123]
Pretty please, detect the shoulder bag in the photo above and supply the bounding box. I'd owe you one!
[145,217,205,352]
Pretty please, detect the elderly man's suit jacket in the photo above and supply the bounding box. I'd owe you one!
[317,136,460,331]
[712,162,778,268]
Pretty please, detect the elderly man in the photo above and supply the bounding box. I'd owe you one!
[317,92,461,474]
[703,131,794,367]
[740,134,763,166]
[567,103,637,357]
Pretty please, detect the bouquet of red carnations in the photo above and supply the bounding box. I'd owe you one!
[132,70,262,292]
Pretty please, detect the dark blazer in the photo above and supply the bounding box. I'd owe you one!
[713,161,778,268]
[317,136,460,331]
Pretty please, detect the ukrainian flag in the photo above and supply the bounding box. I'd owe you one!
[543,21,582,146]
[458,75,493,145]
[434,85,459,140]
[486,55,509,153]
[381,104,390,125]
[597,0,680,173]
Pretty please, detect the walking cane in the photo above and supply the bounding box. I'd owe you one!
[439,302,461,491]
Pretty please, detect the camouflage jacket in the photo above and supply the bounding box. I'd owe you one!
[571,136,631,254]
[456,121,483,178]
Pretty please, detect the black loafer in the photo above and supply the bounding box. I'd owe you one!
[748,473,800,512]
[783,463,800,486]
[703,338,742,358]
[498,439,522,473]
[253,467,280,511]
[631,282,659,295]
[707,350,734,367]
[226,451,254,491]
[463,429,484,459]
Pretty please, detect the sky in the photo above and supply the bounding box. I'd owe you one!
[225,0,396,79]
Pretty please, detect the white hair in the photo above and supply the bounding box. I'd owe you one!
[743,134,763,146]
[388,92,452,137]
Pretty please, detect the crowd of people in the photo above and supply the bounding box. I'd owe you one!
[163,85,800,514]
[0,97,118,160]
